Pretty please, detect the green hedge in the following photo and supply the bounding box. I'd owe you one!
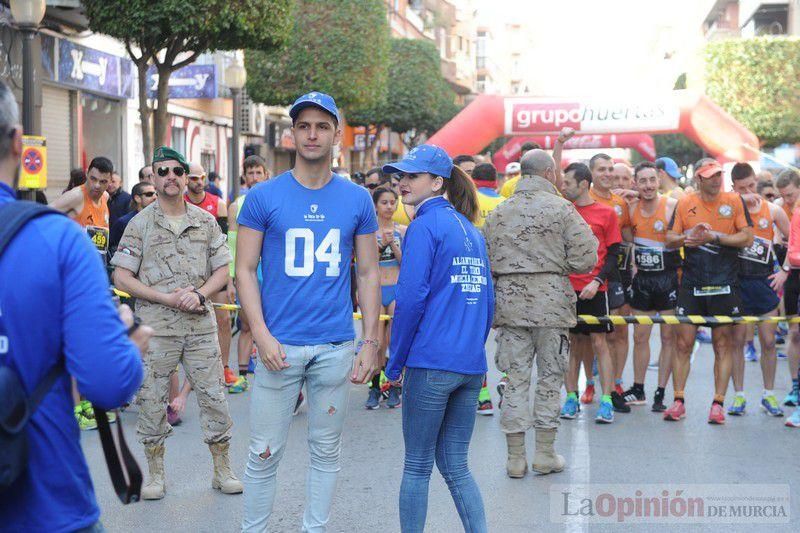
[705,37,800,147]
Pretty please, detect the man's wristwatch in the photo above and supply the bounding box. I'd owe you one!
[783,264,791,273]
[127,315,142,336]
[192,290,206,306]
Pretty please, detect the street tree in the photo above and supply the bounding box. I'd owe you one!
[347,38,460,166]
[83,0,292,162]
[705,36,800,147]
[245,0,389,112]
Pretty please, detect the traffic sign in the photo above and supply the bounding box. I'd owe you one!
[20,136,48,189]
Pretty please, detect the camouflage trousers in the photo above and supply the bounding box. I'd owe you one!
[137,332,233,446]
[495,326,570,433]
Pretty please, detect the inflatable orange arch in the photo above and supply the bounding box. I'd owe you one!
[428,91,759,163]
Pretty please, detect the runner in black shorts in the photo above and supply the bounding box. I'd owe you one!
[728,163,791,417]
[560,162,629,423]
[623,162,680,411]
[775,168,800,409]
[665,158,754,425]
[588,155,634,396]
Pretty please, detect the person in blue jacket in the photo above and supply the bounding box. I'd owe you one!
[0,80,147,532]
[384,144,493,533]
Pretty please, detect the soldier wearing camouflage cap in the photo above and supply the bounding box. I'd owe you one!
[111,146,240,499]
[483,149,597,478]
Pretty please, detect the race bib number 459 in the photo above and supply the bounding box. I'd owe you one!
[86,225,109,255]
[284,228,341,277]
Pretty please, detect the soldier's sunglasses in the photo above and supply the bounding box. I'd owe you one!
[156,166,185,177]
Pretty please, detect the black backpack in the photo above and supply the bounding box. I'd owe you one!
[0,201,65,491]
[0,201,141,503]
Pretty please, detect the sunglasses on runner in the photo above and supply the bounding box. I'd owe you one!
[141,191,157,197]
[366,182,380,189]
[156,166,186,177]
[187,175,204,181]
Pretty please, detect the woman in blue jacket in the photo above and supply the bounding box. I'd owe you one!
[383,144,493,533]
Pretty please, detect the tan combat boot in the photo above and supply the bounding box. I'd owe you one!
[505,432,528,478]
[532,429,565,474]
[210,441,244,494]
[141,444,166,500]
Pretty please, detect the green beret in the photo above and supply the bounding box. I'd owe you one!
[152,146,189,172]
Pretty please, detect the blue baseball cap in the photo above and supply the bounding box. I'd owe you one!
[655,157,682,179]
[289,91,339,123]
[382,144,453,179]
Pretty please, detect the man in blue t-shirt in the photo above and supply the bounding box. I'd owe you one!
[0,79,147,531]
[236,91,382,531]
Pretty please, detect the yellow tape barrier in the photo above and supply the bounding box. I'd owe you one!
[112,288,393,320]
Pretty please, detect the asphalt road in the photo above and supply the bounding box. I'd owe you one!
[83,326,800,532]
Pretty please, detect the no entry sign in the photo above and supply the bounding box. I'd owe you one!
[20,136,48,189]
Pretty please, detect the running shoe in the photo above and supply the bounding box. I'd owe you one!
[580,384,595,404]
[477,399,494,415]
[386,386,402,409]
[708,403,726,425]
[560,396,580,419]
[783,386,799,407]
[224,367,238,386]
[247,356,256,374]
[696,329,712,344]
[614,383,624,396]
[663,400,686,421]
[652,389,667,412]
[623,387,646,405]
[228,376,249,394]
[365,387,381,410]
[74,406,97,431]
[167,405,182,426]
[79,400,95,419]
[648,360,659,370]
[777,322,788,339]
[611,392,631,413]
[786,409,800,428]
[728,396,746,416]
[106,410,117,425]
[595,401,614,424]
[777,351,787,359]
[761,395,784,417]
[744,342,758,362]
[293,391,305,415]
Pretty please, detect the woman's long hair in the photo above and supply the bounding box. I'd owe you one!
[443,166,479,224]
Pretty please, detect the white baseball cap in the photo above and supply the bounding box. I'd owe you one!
[505,162,521,174]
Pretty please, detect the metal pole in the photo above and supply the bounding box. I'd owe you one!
[21,28,36,201]
[231,87,241,200]
[21,29,35,134]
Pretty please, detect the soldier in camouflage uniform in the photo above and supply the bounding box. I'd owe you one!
[483,149,598,478]
[111,147,241,500]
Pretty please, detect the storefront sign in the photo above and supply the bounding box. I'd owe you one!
[20,136,47,189]
[58,39,134,99]
[146,64,217,99]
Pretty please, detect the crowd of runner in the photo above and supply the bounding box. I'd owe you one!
[38,108,800,432]
[3,79,800,533]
